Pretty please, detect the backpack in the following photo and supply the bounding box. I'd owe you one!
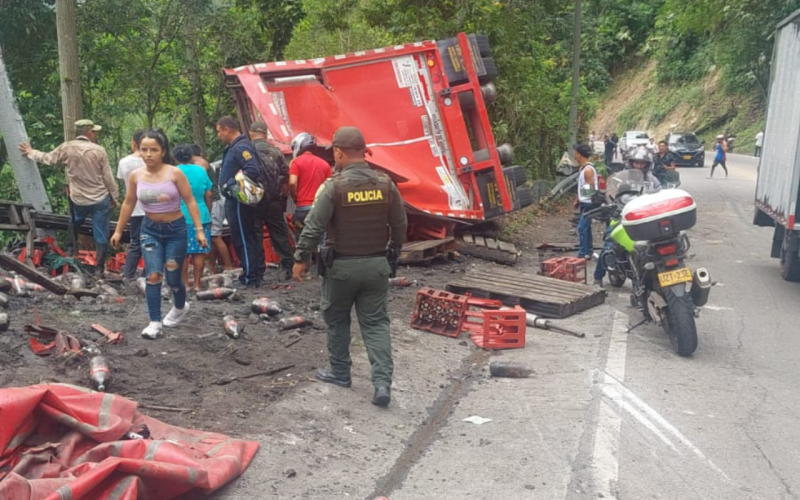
[254,144,289,205]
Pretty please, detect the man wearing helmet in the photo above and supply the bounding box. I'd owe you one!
[627,147,662,190]
[289,132,332,243]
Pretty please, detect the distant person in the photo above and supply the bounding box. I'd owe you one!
[610,133,619,160]
[289,132,332,242]
[709,135,728,179]
[249,121,294,281]
[589,130,596,145]
[652,140,677,184]
[603,134,614,166]
[190,144,210,170]
[117,130,146,281]
[110,130,207,339]
[174,144,213,293]
[646,137,657,155]
[574,144,597,261]
[19,119,119,274]
[755,130,764,157]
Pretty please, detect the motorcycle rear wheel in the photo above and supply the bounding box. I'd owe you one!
[663,290,698,357]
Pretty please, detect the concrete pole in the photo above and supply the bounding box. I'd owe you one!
[0,47,53,213]
[56,0,83,141]
[568,0,582,151]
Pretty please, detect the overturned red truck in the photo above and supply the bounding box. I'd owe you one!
[223,33,532,239]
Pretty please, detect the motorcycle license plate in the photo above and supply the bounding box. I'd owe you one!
[658,267,692,287]
[683,155,692,160]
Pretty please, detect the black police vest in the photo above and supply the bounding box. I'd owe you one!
[329,174,391,256]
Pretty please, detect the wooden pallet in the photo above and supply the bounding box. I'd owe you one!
[399,238,456,264]
[456,234,519,265]
[446,267,605,319]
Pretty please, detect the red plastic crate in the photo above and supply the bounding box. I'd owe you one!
[540,257,587,284]
[468,306,526,350]
[410,287,469,337]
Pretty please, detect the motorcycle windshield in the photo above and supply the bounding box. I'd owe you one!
[605,170,647,201]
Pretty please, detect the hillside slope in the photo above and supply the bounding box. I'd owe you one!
[590,60,766,153]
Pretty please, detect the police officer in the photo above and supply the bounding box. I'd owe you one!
[249,121,294,280]
[216,116,265,287]
[292,126,407,407]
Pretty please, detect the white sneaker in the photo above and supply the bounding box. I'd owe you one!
[163,302,190,327]
[142,321,163,339]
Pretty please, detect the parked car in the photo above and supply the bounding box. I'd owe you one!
[666,132,705,167]
[619,131,650,160]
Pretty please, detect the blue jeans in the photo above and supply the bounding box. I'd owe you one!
[594,224,612,281]
[72,195,111,245]
[577,202,594,258]
[141,217,188,322]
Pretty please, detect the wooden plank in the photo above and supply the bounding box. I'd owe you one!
[497,241,517,253]
[464,269,593,297]
[456,241,518,266]
[0,253,69,295]
[451,277,584,303]
[473,236,486,247]
[485,238,499,250]
[461,233,474,245]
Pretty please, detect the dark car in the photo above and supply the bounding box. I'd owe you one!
[666,132,705,167]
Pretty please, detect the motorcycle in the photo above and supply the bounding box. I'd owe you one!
[585,170,711,357]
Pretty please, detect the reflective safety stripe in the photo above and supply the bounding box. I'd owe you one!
[107,476,138,500]
[144,440,163,461]
[57,485,74,500]
[98,393,114,429]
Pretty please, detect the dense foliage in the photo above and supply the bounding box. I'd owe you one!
[1,0,798,211]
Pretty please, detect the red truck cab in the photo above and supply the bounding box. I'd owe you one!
[223,33,531,235]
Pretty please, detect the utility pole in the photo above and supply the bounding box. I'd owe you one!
[0,47,53,212]
[568,0,582,151]
[55,0,83,141]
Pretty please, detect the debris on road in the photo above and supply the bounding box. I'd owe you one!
[197,287,237,300]
[489,361,534,378]
[463,415,492,425]
[411,288,468,337]
[525,313,586,338]
[213,364,296,386]
[278,316,308,330]
[447,267,605,318]
[25,324,82,356]
[540,256,588,284]
[398,238,456,265]
[223,315,242,339]
[388,277,412,287]
[89,355,111,391]
[456,234,519,265]
[0,312,8,331]
[91,323,124,344]
[465,306,527,349]
[252,297,282,315]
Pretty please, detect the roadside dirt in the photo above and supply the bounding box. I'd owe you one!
[0,201,593,444]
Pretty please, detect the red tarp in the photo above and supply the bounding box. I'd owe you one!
[0,384,260,500]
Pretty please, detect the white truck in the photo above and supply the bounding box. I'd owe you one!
[619,131,650,160]
[753,9,800,281]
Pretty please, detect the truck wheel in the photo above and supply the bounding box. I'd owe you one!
[516,186,533,208]
[779,230,800,282]
[478,58,498,85]
[457,83,498,109]
[503,165,526,186]
[497,144,515,165]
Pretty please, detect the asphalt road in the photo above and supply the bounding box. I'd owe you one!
[213,151,800,500]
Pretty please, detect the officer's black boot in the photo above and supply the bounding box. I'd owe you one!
[315,368,351,388]
[372,386,391,407]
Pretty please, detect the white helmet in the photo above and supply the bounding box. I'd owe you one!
[628,147,653,170]
[290,132,316,158]
[230,170,264,205]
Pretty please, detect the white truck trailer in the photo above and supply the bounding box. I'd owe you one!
[753,9,800,281]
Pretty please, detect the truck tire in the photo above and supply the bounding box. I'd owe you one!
[457,83,498,110]
[516,186,533,208]
[497,144,515,165]
[479,58,498,85]
[503,165,526,186]
[779,230,800,282]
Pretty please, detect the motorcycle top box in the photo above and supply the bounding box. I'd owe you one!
[621,189,697,241]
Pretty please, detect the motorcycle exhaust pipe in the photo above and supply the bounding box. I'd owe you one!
[690,268,711,307]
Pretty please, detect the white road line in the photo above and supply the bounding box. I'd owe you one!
[591,310,630,499]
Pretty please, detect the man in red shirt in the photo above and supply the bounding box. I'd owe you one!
[289,133,332,241]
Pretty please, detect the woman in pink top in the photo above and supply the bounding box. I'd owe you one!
[111,130,207,339]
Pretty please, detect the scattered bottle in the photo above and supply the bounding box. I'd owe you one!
[70,274,85,290]
[197,287,236,300]
[278,316,308,330]
[0,292,9,308]
[223,315,242,339]
[251,297,282,315]
[24,282,45,293]
[136,277,147,295]
[0,278,11,293]
[90,356,111,392]
[123,423,151,440]
[10,273,29,297]
[388,277,411,287]
[0,313,9,332]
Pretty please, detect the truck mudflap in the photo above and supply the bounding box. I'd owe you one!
[224,33,520,225]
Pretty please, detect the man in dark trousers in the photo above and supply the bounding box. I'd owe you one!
[292,126,407,407]
[248,121,294,280]
[216,116,265,287]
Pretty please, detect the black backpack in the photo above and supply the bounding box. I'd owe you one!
[254,145,289,205]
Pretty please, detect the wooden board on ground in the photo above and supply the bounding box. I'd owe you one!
[456,235,519,266]
[399,238,456,265]
[0,253,99,298]
[446,267,605,319]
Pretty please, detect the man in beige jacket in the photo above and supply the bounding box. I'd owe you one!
[20,119,119,273]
